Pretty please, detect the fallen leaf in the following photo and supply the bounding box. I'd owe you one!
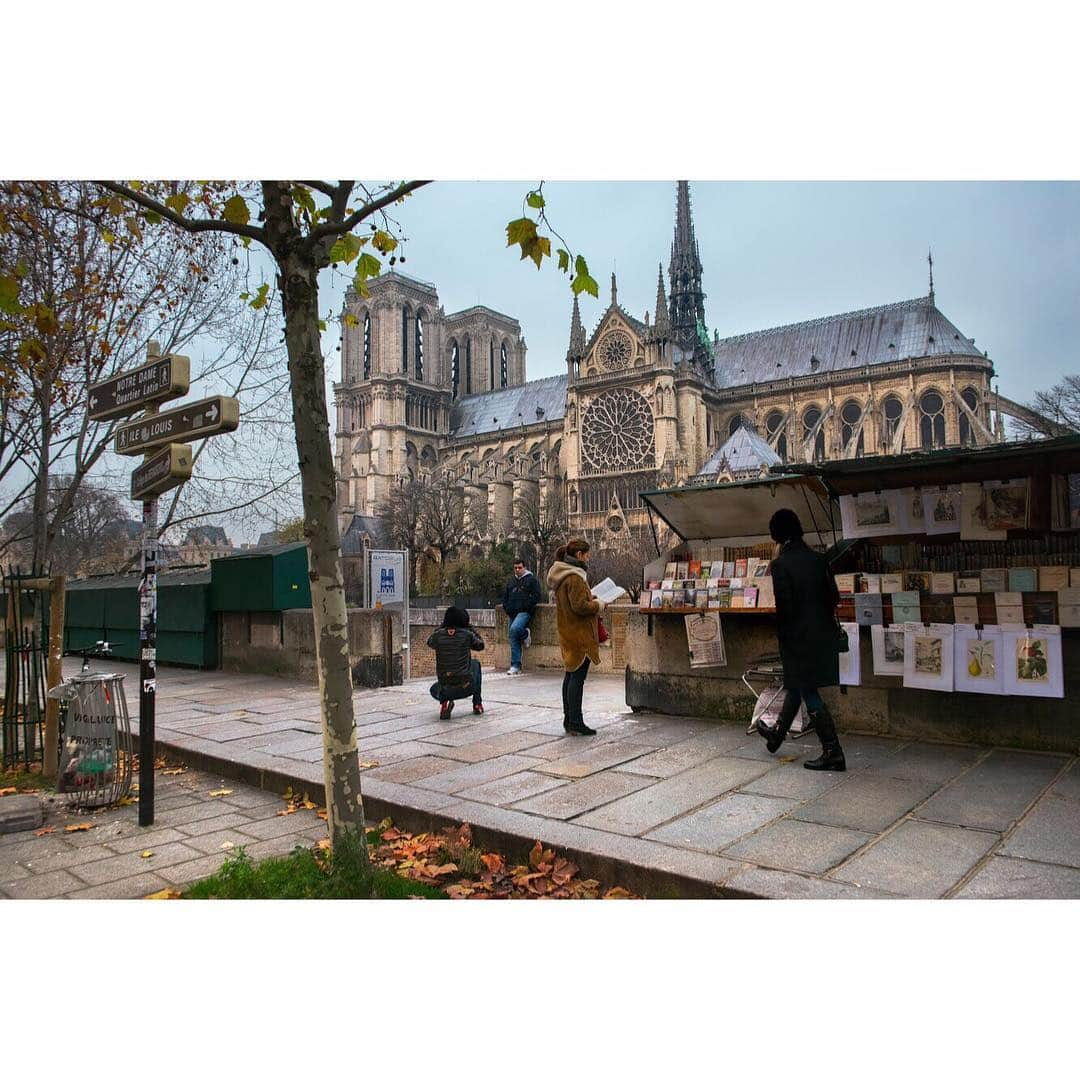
[528,840,546,870]
[0,787,17,796]
[779,755,797,763]
[34,826,56,836]
[357,760,379,770]
[602,887,636,899]
[445,883,475,899]
[65,822,94,832]
[316,809,327,821]
[117,795,137,806]
[480,852,505,875]
[140,850,154,859]
[427,862,458,877]
[380,827,405,841]
[162,767,186,776]
[301,798,317,811]
[220,841,234,850]
[277,806,297,816]
[281,786,294,802]
[144,888,182,900]
[316,838,331,852]
[208,789,233,798]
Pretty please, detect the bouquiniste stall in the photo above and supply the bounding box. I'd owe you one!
[628,435,1080,752]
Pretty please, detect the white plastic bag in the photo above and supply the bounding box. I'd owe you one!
[748,684,812,736]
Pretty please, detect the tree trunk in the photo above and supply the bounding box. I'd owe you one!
[268,194,368,868]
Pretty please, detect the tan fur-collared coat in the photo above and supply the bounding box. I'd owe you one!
[546,560,603,672]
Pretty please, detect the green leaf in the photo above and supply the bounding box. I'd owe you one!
[526,191,545,210]
[106,196,124,217]
[125,216,142,242]
[571,271,599,299]
[519,233,551,270]
[164,192,190,215]
[102,229,116,246]
[223,195,250,226]
[506,217,537,247]
[556,248,570,273]
[0,274,22,315]
[329,233,363,265]
[372,229,398,254]
[292,185,317,219]
[249,282,270,310]
[343,312,359,327]
[574,254,590,278]
[353,252,382,296]
[142,210,162,226]
[319,319,327,333]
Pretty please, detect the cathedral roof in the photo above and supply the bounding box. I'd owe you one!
[449,374,568,438]
[712,296,984,389]
[697,425,782,479]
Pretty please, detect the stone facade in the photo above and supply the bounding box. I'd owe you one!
[334,182,1003,547]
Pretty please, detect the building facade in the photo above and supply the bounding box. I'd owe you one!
[334,182,1004,546]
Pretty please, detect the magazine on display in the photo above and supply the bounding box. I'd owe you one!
[839,490,902,539]
[1058,588,1080,628]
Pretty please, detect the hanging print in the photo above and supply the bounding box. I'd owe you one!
[953,625,1004,695]
[1001,626,1064,699]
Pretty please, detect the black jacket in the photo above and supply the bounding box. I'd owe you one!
[426,626,484,686]
[771,538,841,690]
[502,571,541,617]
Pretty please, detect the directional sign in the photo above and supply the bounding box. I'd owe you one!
[88,354,190,422]
[114,396,240,456]
[131,443,193,501]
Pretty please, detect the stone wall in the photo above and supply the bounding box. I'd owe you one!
[220,608,403,688]
[408,608,502,679]
[623,611,1080,753]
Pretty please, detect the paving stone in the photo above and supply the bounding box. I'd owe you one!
[455,771,570,807]
[68,872,172,899]
[360,722,463,749]
[9,841,117,875]
[151,794,203,812]
[162,800,261,828]
[740,763,848,801]
[615,730,749,778]
[0,794,43,834]
[68,841,205,886]
[280,747,327,763]
[418,716,540,746]
[833,820,999,898]
[357,740,449,766]
[183,720,271,741]
[724,819,874,874]
[573,757,774,836]
[517,726,644,760]
[243,833,317,862]
[511,772,653,820]
[352,710,409,727]
[214,789,283,811]
[176,811,258,836]
[952,855,1080,899]
[915,750,1067,832]
[645,793,796,853]
[435,730,560,763]
[182,828,258,855]
[868,742,985,784]
[356,713,449,738]
[724,866,898,899]
[159,850,235,886]
[792,773,939,834]
[359,779,464,815]
[1046,762,1080,803]
[5,868,90,898]
[236,812,327,841]
[1,862,32,885]
[366,755,462,785]
[105,827,190,854]
[532,741,657,779]
[416,754,540,795]
[1000,795,1080,869]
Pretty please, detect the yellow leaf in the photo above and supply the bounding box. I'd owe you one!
[208,789,233,798]
[358,760,379,770]
[35,826,56,836]
[162,767,186,776]
[65,822,94,832]
[281,786,294,802]
[140,850,154,859]
[0,786,16,796]
[144,888,182,900]
[220,841,234,850]
[602,887,636,900]
[301,799,316,811]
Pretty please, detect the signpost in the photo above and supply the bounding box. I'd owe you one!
[85,342,241,826]
[368,549,410,679]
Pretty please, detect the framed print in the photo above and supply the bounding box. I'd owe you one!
[921,486,962,535]
[894,487,926,535]
[960,482,1007,541]
[903,623,955,692]
[871,623,911,676]
[954,625,1004,695]
[839,490,901,539]
[983,479,1029,531]
[1002,626,1064,699]
[838,622,861,686]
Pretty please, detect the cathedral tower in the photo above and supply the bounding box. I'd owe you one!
[668,180,711,370]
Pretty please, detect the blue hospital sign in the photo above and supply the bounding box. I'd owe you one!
[369,550,406,605]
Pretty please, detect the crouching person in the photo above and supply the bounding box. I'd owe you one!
[427,606,485,719]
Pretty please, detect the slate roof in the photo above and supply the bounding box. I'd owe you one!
[712,296,984,390]
[449,374,568,438]
[697,425,782,478]
[185,525,229,546]
[341,514,387,553]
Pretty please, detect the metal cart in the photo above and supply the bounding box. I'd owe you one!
[741,652,815,739]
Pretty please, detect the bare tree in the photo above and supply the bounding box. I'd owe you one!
[514,481,568,580]
[586,530,656,602]
[1011,374,1080,439]
[418,473,468,566]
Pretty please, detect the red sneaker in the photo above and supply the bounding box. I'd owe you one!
[472,702,484,715]
[440,699,454,720]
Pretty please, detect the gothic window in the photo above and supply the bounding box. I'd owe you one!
[414,313,424,381]
[802,405,825,461]
[465,338,472,395]
[580,388,655,475]
[401,306,409,373]
[489,339,495,390]
[959,386,979,447]
[363,313,371,380]
[765,410,786,461]
[919,390,946,449]
[450,341,460,399]
[598,329,633,371]
[882,394,903,449]
[500,341,508,388]
[840,399,864,457]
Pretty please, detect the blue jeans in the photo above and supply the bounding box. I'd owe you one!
[430,659,482,705]
[508,612,531,667]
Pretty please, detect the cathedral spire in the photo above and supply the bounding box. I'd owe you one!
[566,293,586,359]
[667,180,708,364]
[610,271,618,308]
[653,263,670,335]
[927,247,935,305]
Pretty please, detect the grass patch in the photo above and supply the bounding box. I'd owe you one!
[185,838,447,900]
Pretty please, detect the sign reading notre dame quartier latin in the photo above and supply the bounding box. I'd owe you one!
[131,443,193,501]
[114,395,240,456]
[88,353,190,422]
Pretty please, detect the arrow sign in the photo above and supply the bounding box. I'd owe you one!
[88,354,190,422]
[114,395,240,456]
[131,443,193,501]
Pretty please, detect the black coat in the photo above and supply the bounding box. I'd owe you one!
[771,538,840,690]
[502,572,541,617]
[426,627,484,687]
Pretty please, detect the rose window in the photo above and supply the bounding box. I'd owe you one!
[581,388,655,474]
[598,330,633,370]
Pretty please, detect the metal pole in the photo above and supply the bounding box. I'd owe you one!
[404,547,411,681]
[138,497,158,826]
[43,575,65,782]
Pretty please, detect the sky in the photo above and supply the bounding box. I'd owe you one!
[317,181,1079,403]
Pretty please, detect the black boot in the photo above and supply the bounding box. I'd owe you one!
[804,704,846,771]
[755,691,799,754]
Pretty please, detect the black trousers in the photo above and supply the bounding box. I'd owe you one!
[562,657,591,725]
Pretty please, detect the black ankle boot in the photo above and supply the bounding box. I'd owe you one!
[804,706,846,771]
[755,692,799,754]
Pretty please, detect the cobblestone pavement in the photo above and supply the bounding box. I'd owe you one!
[4,657,1078,899]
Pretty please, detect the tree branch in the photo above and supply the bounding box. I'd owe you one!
[304,180,432,249]
[97,182,266,244]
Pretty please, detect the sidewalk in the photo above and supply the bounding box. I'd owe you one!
[8,656,1080,899]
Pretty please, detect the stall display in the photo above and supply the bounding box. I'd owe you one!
[684,611,727,668]
[954,625,1004,695]
[903,623,956,692]
[1002,626,1064,698]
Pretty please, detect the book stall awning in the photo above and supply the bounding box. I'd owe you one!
[640,473,834,544]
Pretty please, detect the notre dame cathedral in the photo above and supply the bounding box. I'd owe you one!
[334,182,1021,547]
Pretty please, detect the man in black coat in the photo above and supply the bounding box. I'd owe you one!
[754,508,846,771]
[502,556,541,675]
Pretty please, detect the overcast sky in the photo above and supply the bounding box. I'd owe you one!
[318,181,1078,403]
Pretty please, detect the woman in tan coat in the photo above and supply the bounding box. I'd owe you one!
[546,538,605,735]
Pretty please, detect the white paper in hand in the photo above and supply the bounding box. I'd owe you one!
[591,577,627,604]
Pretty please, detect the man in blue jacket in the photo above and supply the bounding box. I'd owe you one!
[503,556,541,675]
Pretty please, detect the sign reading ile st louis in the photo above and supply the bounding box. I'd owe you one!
[113,395,240,455]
